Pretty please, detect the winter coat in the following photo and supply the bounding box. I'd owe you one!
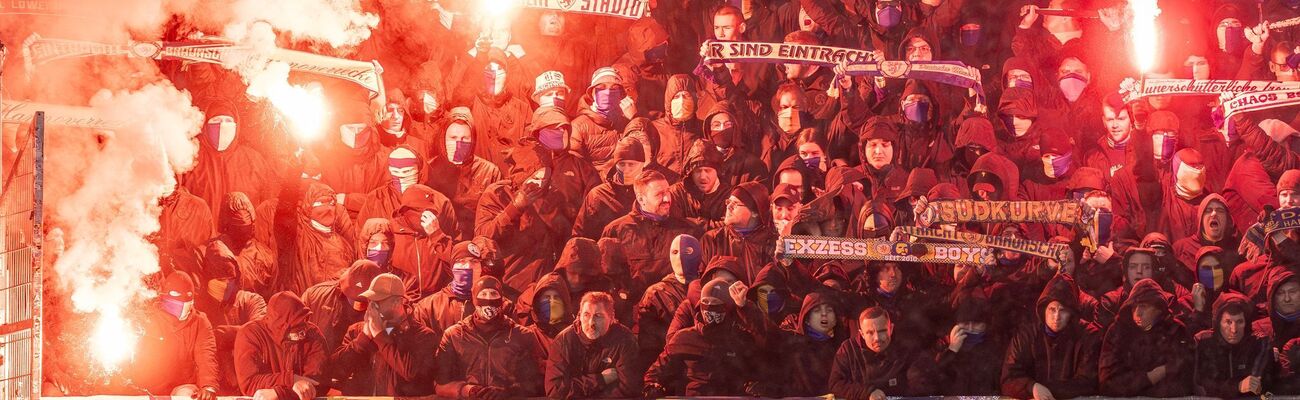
[600,210,699,294]
[1098,279,1195,397]
[434,316,547,398]
[233,293,326,398]
[1193,293,1275,398]
[331,313,439,396]
[544,321,642,399]
[829,331,939,399]
[1001,274,1101,399]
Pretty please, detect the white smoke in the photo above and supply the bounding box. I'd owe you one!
[220,0,378,48]
[51,83,204,314]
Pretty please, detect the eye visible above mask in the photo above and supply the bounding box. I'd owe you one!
[1058,73,1089,102]
[902,101,929,123]
[875,4,902,28]
[446,140,474,164]
[538,126,567,151]
[960,25,982,47]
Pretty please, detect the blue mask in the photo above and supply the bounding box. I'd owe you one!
[1288,0,1300,8]
[964,330,987,346]
[876,5,902,28]
[903,101,929,123]
[1010,79,1034,90]
[1045,152,1073,179]
[366,248,391,267]
[960,27,981,47]
[644,43,669,64]
[1000,114,1019,135]
[538,127,566,150]
[803,156,821,170]
[1094,210,1114,245]
[1197,267,1221,293]
[593,88,624,116]
[1223,26,1246,55]
[450,266,474,299]
[805,323,832,341]
[761,292,785,316]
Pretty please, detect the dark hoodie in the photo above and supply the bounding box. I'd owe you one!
[651,74,704,175]
[475,144,570,292]
[599,187,700,295]
[933,285,1007,396]
[644,279,767,396]
[572,137,643,240]
[196,241,269,393]
[435,277,547,398]
[466,51,534,169]
[570,94,629,176]
[1252,269,1300,348]
[1001,274,1101,399]
[213,191,277,299]
[996,86,1041,166]
[704,100,769,187]
[513,272,574,342]
[1193,292,1274,398]
[966,152,1021,202]
[331,299,439,396]
[424,119,504,241]
[527,107,603,231]
[941,116,999,187]
[302,260,383,361]
[777,292,848,396]
[1099,279,1194,397]
[276,181,356,295]
[543,318,642,399]
[828,312,939,399]
[354,144,430,225]
[701,182,776,282]
[388,184,456,300]
[234,292,326,398]
[1173,194,1242,279]
[186,102,280,218]
[670,139,731,229]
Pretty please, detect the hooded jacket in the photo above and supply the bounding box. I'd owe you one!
[513,272,574,341]
[275,181,356,295]
[669,140,731,229]
[704,101,769,187]
[572,137,641,239]
[466,53,534,169]
[195,242,269,393]
[828,320,939,399]
[354,144,431,226]
[157,186,216,278]
[434,314,547,398]
[319,122,391,202]
[527,107,603,227]
[331,304,440,396]
[643,289,767,396]
[633,273,689,375]
[600,204,699,295]
[1253,269,1300,346]
[1099,279,1194,397]
[128,303,220,395]
[778,291,847,396]
[571,102,628,176]
[186,105,280,217]
[475,144,571,292]
[234,292,326,398]
[1001,274,1101,399]
[389,185,457,300]
[543,320,641,399]
[1193,292,1274,398]
[996,86,1042,167]
[934,289,1007,395]
[424,121,504,241]
[301,261,383,383]
[966,152,1021,201]
[1172,194,1242,278]
[651,74,704,175]
[213,191,277,299]
[701,182,776,282]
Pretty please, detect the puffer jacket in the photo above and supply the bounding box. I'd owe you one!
[1099,279,1194,397]
[233,292,326,398]
[1193,293,1274,398]
[1001,274,1101,399]
[544,320,642,399]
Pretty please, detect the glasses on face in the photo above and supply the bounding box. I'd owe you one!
[907,45,931,54]
[711,120,734,131]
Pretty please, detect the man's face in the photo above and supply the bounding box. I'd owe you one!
[1219,311,1246,344]
[1084,195,1113,213]
[385,102,405,131]
[1133,302,1161,331]
[538,88,567,108]
[1044,300,1072,333]
[1276,281,1300,316]
[539,10,566,36]
[1006,68,1032,87]
[905,37,933,61]
[1057,57,1090,82]
[1103,106,1131,143]
[580,301,613,340]
[724,195,754,228]
[865,139,893,169]
[772,199,800,225]
[692,167,720,194]
[310,195,337,227]
[877,263,902,293]
[636,179,673,217]
[367,232,392,252]
[1186,55,1211,80]
[372,296,403,323]
[798,142,824,164]
[446,123,472,143]
[1272,49,1299,82]
[806,303,837,336]
[1202,200,1229,242]
[778,169,804,196]
[616,160,644,182]
[1280,189,1299,208]
[860,315,892,353]
[1126,253,1154,285]
[713,13,744,40]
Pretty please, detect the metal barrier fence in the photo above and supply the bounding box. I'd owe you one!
[0,112,44,399]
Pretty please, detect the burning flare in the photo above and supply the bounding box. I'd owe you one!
[1130,0,1161,74]
[89,307,139,373]
[250,63,330,142]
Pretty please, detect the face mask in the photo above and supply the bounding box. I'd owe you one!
[964,330,987,346]
[1043,152,1073,179]
[422,91,439,115]
[451,264,474,299]
[962,146,987,167]
[876,5,901,28]
[1153,133,1178,161]
[476,303,502,320]
[778,108,802,133]
[1094,209,1114,245]
[205,116,237,151]
[670,96,694,121]
[389,157,420,193]
[538,127,566,150]
[1009,79,1034,90]
[1002,114,1030,138]
[1175,162,1205,199]
[803,156,821,170]
[593,88,624,116]
[446,140,473,164]
[340,123,370,150]
[544,96,567,110]
[366,246,391,267]
[1222,26,1246,54]
[1198,266,1222,293]
[483,64,507,96]
[207,279,238,303]
[539,297,565,325]
[701,303,728,325]
[903,101,929,123]
[960,27,981,47]
[162,298,194,321]
[644,44,669,64]
[1058,73,1088,102]
[710,126,735,149]
[757,290,784,316]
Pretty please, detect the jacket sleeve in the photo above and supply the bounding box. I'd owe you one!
[642,337,684,392]
[372,327,438,381]
[193,316,220,390]
[612,334,644,398]
[474,184,525,240]
[798,0,863,48]
[1194,338,1241,398]
[829,342,874,400]
[1000,327,1037,399]
[233,326,292,395]
[510,327,548,397]
[570,190,600,239]
[1233,113,1300,175]
[1052,328,1100,398]
[544,336,605,399]
[434,329,472,399]
[1099,326,1153,396]
[327,324,373,384]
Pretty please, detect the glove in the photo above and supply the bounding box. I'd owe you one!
[643,382,667,398]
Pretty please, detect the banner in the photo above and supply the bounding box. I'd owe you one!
[524,0,648,19]
[919,200,1088,227]
[1265,207,1300,235]
[1220,88,1300,119]
[22,34,384,97]
[2,100,126,130]
[703,40,878,66]
[894,226,1073,262]
[1120,77,1300,102]
[776,235,995,265]
[843,60,983,90]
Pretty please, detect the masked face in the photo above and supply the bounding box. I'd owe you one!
[366,232,392,267]
[777,92,802,133]
[709,113,736,149]
[162,295,195,321]
[538,88,567,109]
[309,195,337,230]
[475,289,504,320]
[1217,19,1245,54]
[1042,152,1073,179]
[340,123,370,149]
[669,236,701,284]
[420,91,439,115]
[1057,58,1090,102]
[614,160,644,186]
[388,148,420,193]
[580,301,613,339]
[539,10,565,36]
[206,278,238,303]
[874,2,901,28]
[700,298,729,324]
[445,123,474,164]
[1153,131,1178,161]
[902,95,930,123]
[450,261,477,299]
[537,125,568,151]
[1185,55,1211,80]
[755,285,784,316]
[384,102,405,133]
[1006,69,1033,89]
[670,91,695,121]
[537,289,566,325]
[1132,302,1161,331]
[860,315,892,352]
[1198,256,1224,293]
[205,115,237,151]
[959,23,981,47]
[483,62,507,96]
[798,142,825,171]
[592,84,625,115]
